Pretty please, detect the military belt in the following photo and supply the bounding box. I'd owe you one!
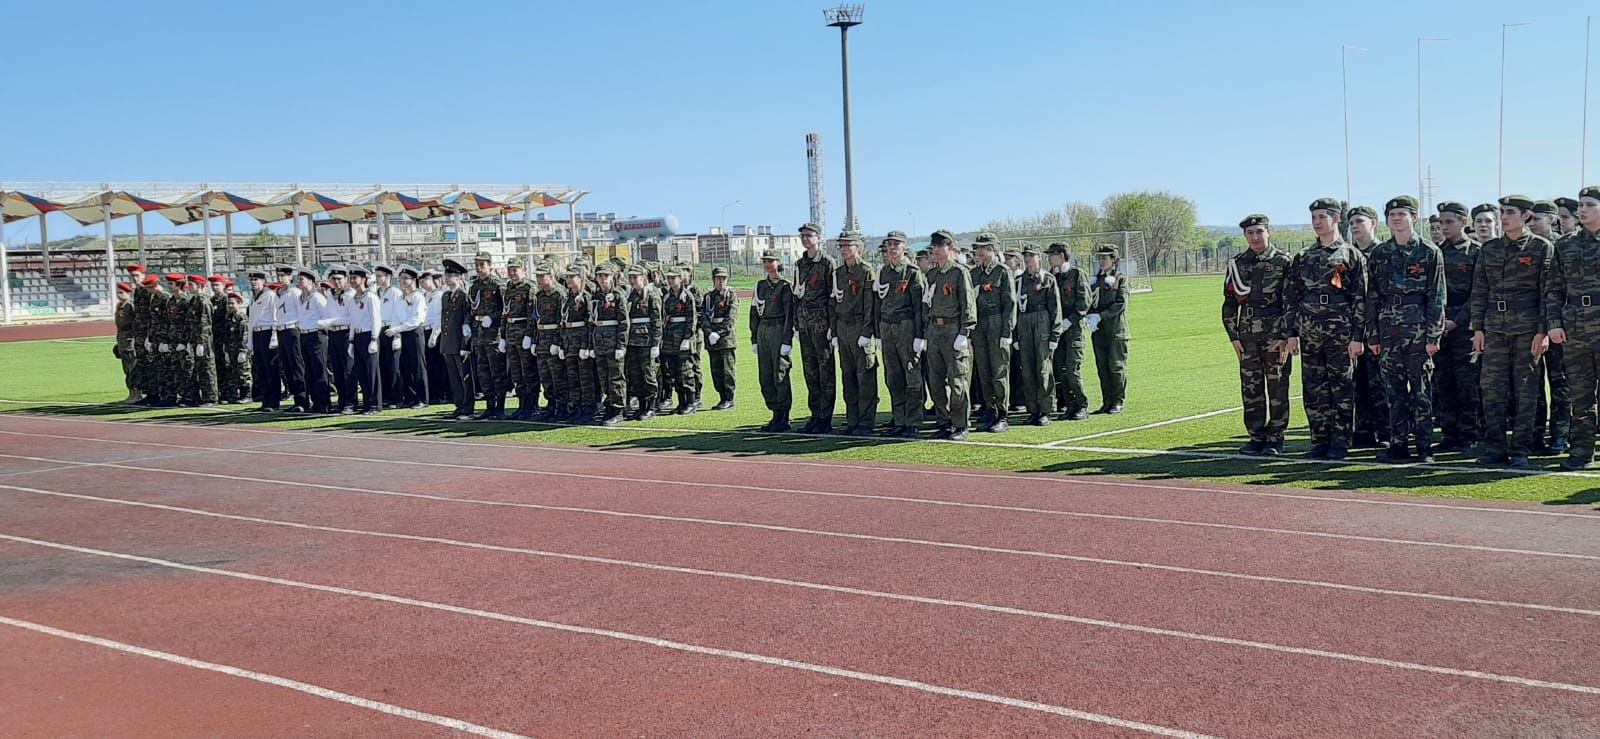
[1493,298,1540,312]
[977,306,1005,318]
[630,317,653,324]
[759,316,785,321]
[1581,295,1596,308]
[668,317,688,323]
[252,326,275,333]
[537,323,560,330]
[931,316,959,325]
[1241,306,1282,318]
[562,321,586,328]
[592,320,619,327]
[1301,293,1352,306]
[506,317,527,323]
[1386,295,1428,306]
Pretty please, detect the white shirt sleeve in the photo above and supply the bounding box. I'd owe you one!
[400,292,427,331]
[427,292,443,332]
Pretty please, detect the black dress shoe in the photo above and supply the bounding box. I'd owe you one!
[712,399,734,411]
[988,420,1009,433]
[879,425,903,437]
[1105,404,1123,415]
[1262,442,1283,456]
[1562,455,1593,470]
[948,429,970,441]
[1375,444,1412,463]
[1508,454,1532,469]
[1326,446,1349,460]
[1476,452,1508,466]
[896,426,919,439]
[1305,444,1330,460]
[849,427,875,437]
[1062,408,1088,421]
[769,420,791,433]
[1239,440,1266,456]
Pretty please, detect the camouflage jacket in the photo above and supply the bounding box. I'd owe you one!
[1366,235,1446,343]
[532,285,568,346]
[792,251,836,326]
[923,262,977,337]
[1545,227,1600,347]
[700,286,738,349]
[589,285,629,353]
[831,259,877,334]
[1222,245,1292,342]
[1017,268,1064,343]
[662,286,697,351]
[626,284,664,348]
[875,261,925,339]
[750,277,796,343]
[469,274,505,338]
[1470,232,1554,335]
[501,279,535,327]
[186,292,214,346]
[1285,238,1367,342]
[1054,264,1091,333]
[1088,269,1131,338]
[560,288,593,351]
[1439,236,1479,331]
[970,262,1017,335]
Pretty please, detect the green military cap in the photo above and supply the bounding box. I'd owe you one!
[532,263,553,277]
[1094,243,1119,258]
[1436,201,1469,218]
[624,264,646,277]
[1308,197,1342,214]
[1238,213,1269,229]
[594,262,617,276]
[1532,199,1559,215]
[1347,205,1379,221]
[885,229,909,243]
[760,249,783,261]
[915,248,932,259]
[971,232,1000,250]
[1499,194,1536,210]
[930,229,956,244]
[1471,202,1499,218]
[506,257,525,269]
[1020,243,1042,256]
[711,266,729,277]
[1045,241,1070,255]
[1384,195,1419,214]
[678,262,694,275]
[1580,186,1600,202]
[878,239,890,250]
[473,251,494,263]
[798,222,822,235]
[836,230,863,244]
[564,266,585,279]
[1556,196,1581,214]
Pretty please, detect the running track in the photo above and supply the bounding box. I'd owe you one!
[1,413,1598,737]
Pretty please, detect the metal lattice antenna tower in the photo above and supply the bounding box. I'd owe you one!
[806,132,827,237]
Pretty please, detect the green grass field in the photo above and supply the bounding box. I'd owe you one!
[3,275,1595,506]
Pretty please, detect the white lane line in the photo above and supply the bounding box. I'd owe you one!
[8,398,1598,481]
[0,533,1214,739]
[0,614,527,739]
[0,432,1591,562]
[0,454,1591,618]
[0,438,309,479]
[12,481,1600,697]
[10,408,1600,520]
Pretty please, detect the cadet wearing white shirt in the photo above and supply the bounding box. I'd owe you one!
[374,264,406,408]
[246,269,282,411]
[294,267,338,413]
[393,265,431,407]
[324,265,356,413]
[273,265,308,412]
[347,265,385,414]
[422,269,449,404]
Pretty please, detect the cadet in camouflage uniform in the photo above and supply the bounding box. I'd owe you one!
[679,262,705,413]
[830,231,879,435]
[662,267,699,415]
[1285,198,1368,460]
[1014,244,1063,426]
[1471,195,1556,468]
[1434,202,1483,452]
[501,258,539,420]
[924,230,977,440]
[113,283,138,402]
[591,263,630,425]
[1346,205,1390,448]
[1546,186,1600,469]
[793,223,838,433]
[221,292,251,403]
[876,231,925,437]
[530,264,567,420]
[1046,243,1092,420]
[968,233,1017,433]
[624,265,664,419]
[1367,196,1446,463]
[469,252,508,420]
[701,266,738,410]
[185,275,219,406]
[1530,200,1572,454]
[1223,214,1293,456]
[560,269,599,422]
[752,250,797,431]
[159,272,193,407]
[1087,244,1132,415]
[126,266,152,402]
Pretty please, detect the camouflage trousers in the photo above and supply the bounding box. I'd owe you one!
[1534,343,1572,444]
[1353,352,1390,443]
[927,323,972,431]
[625,345,660,404]
[595,349,626,409]
[1237,337,1293,444]
[1014,311,1055,416]
[472,338,508,401]
[1053,326,1088,413]
[973,314,1011,415]
[1300,334,1356,447]
[562,352,598,406]
[536,341,566,406]
[1376,331,1435,445]
[835,318,879,431]
[189,344,219,403]
[879,318,923,428]
[504,323,539,400]
[755,321,793,416]
[1480,331,1543,457]
[1565,345,1600,460]
[1434,328,1483,444]
[797,320,836,424]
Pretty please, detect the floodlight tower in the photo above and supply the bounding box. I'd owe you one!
[824,4,864,232]
[806,132,827,237]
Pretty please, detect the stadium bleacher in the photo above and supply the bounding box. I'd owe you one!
[5,254,113,320]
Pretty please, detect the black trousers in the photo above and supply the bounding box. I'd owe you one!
[352,331,382,411]
[425,329,449,403]
[446,347,475,416]
[299,330,331,412]
[378,331,401,406]
[251,329,281,408]
[400,329,428,405]
[275,327,307,408]
[327,329,354,410]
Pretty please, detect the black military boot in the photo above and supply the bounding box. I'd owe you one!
[1062,407,1088,421]
[1375,443,1412,463]
[1416,438,1435,464]
[1239,440,1266,456]
[1305,444,1330,460]
[712,396,734,411]
[601,405,625,426]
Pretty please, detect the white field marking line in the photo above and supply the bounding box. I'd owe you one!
[12,480,1600,698]
[10,401,1600,493]
[1,452,1594,619]
[1,432,1593,563]
[0,614,528,739]
[1044,396,1305,445]
[0,438,311,479]
[0,534,1215,739]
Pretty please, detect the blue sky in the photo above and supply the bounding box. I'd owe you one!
[3,0,1598,244]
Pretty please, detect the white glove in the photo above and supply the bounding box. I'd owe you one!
[479,315,492,328]
[954,334,970,352]
[749,343,758,355]
[857,336,871,349]
[126,339,136,352]
[269,333,278,350]
[913,338,927,353]
[390,336,401,351]
[461,324,472,338]
[369,340,379,355]
[348,343,355,359]
[497,338,507,353]
[830,335,839,349]
[555,346,566,360]
[195,344,206,358]
[178,343,190,353]
[1086,314,1102,333]
[780,343,792,356]
[1058,318,1071,333]
[1049,341,1059,353]
[1000,337,1012,350]
[159,342,170,353]
[614,347,626,360]
[384,326,398,337]
[459,349,471,358]
[144,339,153,352]
[428,331,439,348]
[237,351,248,363]
[651,345,661,359]
[521,335,533,350]
[679,339,692,351]
[708,331,721,346]
[581,348,593,360]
